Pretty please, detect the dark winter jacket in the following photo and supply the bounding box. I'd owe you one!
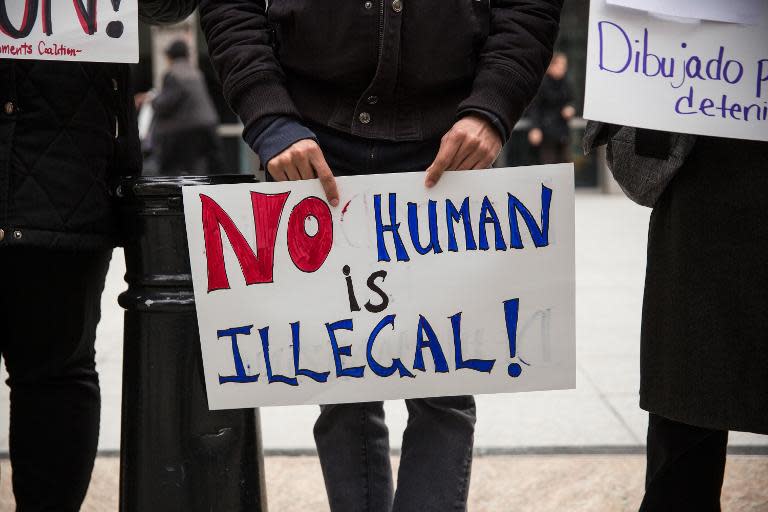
[528,75,574,143]
[154,60,220,136]
[200,0,563,143]
[0,0,197,251]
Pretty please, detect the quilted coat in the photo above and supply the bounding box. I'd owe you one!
[0,0,197,251]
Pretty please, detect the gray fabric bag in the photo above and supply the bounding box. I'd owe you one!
[583,121,697,207]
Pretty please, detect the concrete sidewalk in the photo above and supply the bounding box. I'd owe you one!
[2,455,767,511]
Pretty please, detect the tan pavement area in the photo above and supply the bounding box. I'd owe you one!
[1,454,767,511]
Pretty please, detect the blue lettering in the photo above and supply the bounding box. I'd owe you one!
[446,197,477,252]
[407,200,442,255]
[412,315,449,373]
[598,21,632,74]
[478,196,506,251]
[366,315,415,378]
[450,312,495,373]
[675,86,697,115]
[258,326,298,386]
[508,185,552,249]
[758,59,768,98]
[373,193,410,263]
[217,325,260,384]
[291,321,330,383]
[326,319,365,378]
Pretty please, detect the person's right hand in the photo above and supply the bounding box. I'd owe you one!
[528,128,543,147]
[267,139,339,207]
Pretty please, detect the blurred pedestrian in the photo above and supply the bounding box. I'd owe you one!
[152,39,223,175]
[527,52,576,164]
[200,1,563,510]
[0,2,196,510]
[585,125,768,511]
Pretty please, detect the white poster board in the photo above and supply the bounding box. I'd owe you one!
[585,0,768,141]
[0,0,138,63]
[183,166,576,410]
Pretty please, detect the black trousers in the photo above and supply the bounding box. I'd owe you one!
[0,247,112,511]
[640,413,729,512]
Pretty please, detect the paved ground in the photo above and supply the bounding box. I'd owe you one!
[0,194,765,509]
[1,455,767,511]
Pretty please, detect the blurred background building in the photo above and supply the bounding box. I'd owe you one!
[130,1,602,187]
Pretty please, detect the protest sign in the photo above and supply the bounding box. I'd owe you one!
[606,0,763,25]
[584,0,768,141]
[0,0,138,63]
[182,165,575,410]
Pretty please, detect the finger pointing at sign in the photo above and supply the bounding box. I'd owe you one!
[425,115,503,188]
[267,139,340,207]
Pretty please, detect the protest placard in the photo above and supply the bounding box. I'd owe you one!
[584,0,768,141]
[0,0,138,63]
[182,165,575,410]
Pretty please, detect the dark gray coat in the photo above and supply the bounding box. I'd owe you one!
[153,61,219,136]
[587,126,768,434]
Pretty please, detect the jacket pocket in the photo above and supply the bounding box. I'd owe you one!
[400,0,489,91]
[267,1,378,87]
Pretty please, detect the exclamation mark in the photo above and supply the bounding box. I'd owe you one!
[503,298,523,378]
[106,0,123,38]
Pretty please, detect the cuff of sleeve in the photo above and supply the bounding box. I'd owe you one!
[457,67,531,143]
[244,116,317,169]
[459,108,509,142]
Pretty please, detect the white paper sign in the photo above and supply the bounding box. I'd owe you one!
[606,0,765,25]
[0,0,138,63]
[183,166,576,410]
[584,0,768,141]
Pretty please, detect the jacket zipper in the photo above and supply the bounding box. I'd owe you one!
[112,77,119,139]
[377,0,385,62]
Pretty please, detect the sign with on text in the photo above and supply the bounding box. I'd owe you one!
[183,166,576,410]
[584,0,768,141]
[0,0,138,63]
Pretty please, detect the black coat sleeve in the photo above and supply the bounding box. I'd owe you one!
[139,0,198,25]
[198,0,300,130]
[457,0,564,140]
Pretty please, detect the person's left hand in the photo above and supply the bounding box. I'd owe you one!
[424,115,503,188]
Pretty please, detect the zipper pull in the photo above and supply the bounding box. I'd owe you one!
[112,77,119,138]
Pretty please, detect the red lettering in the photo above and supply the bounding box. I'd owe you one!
[72,0,97,35]
[200,192,290,292]
[0,0,38,39]
[287,197,333,273]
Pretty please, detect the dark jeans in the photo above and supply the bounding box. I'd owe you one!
[0,247,111,511]
[640,413,729,512]
[307,122,477,512]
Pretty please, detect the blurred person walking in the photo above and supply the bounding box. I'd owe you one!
[200,1,563,510]
[527,52,576,164]
[0,2,196,510]
[151,39,223,175]
[585,126,768,511]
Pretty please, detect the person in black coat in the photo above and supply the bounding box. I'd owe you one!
[0,2,196,509]
[199,1,563,511]
[151,39,223,174]
[585,124,768,510]
[638,135,768,511]
[527,52,576,164]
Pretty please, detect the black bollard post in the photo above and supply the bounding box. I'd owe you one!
[116,175,267,512]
